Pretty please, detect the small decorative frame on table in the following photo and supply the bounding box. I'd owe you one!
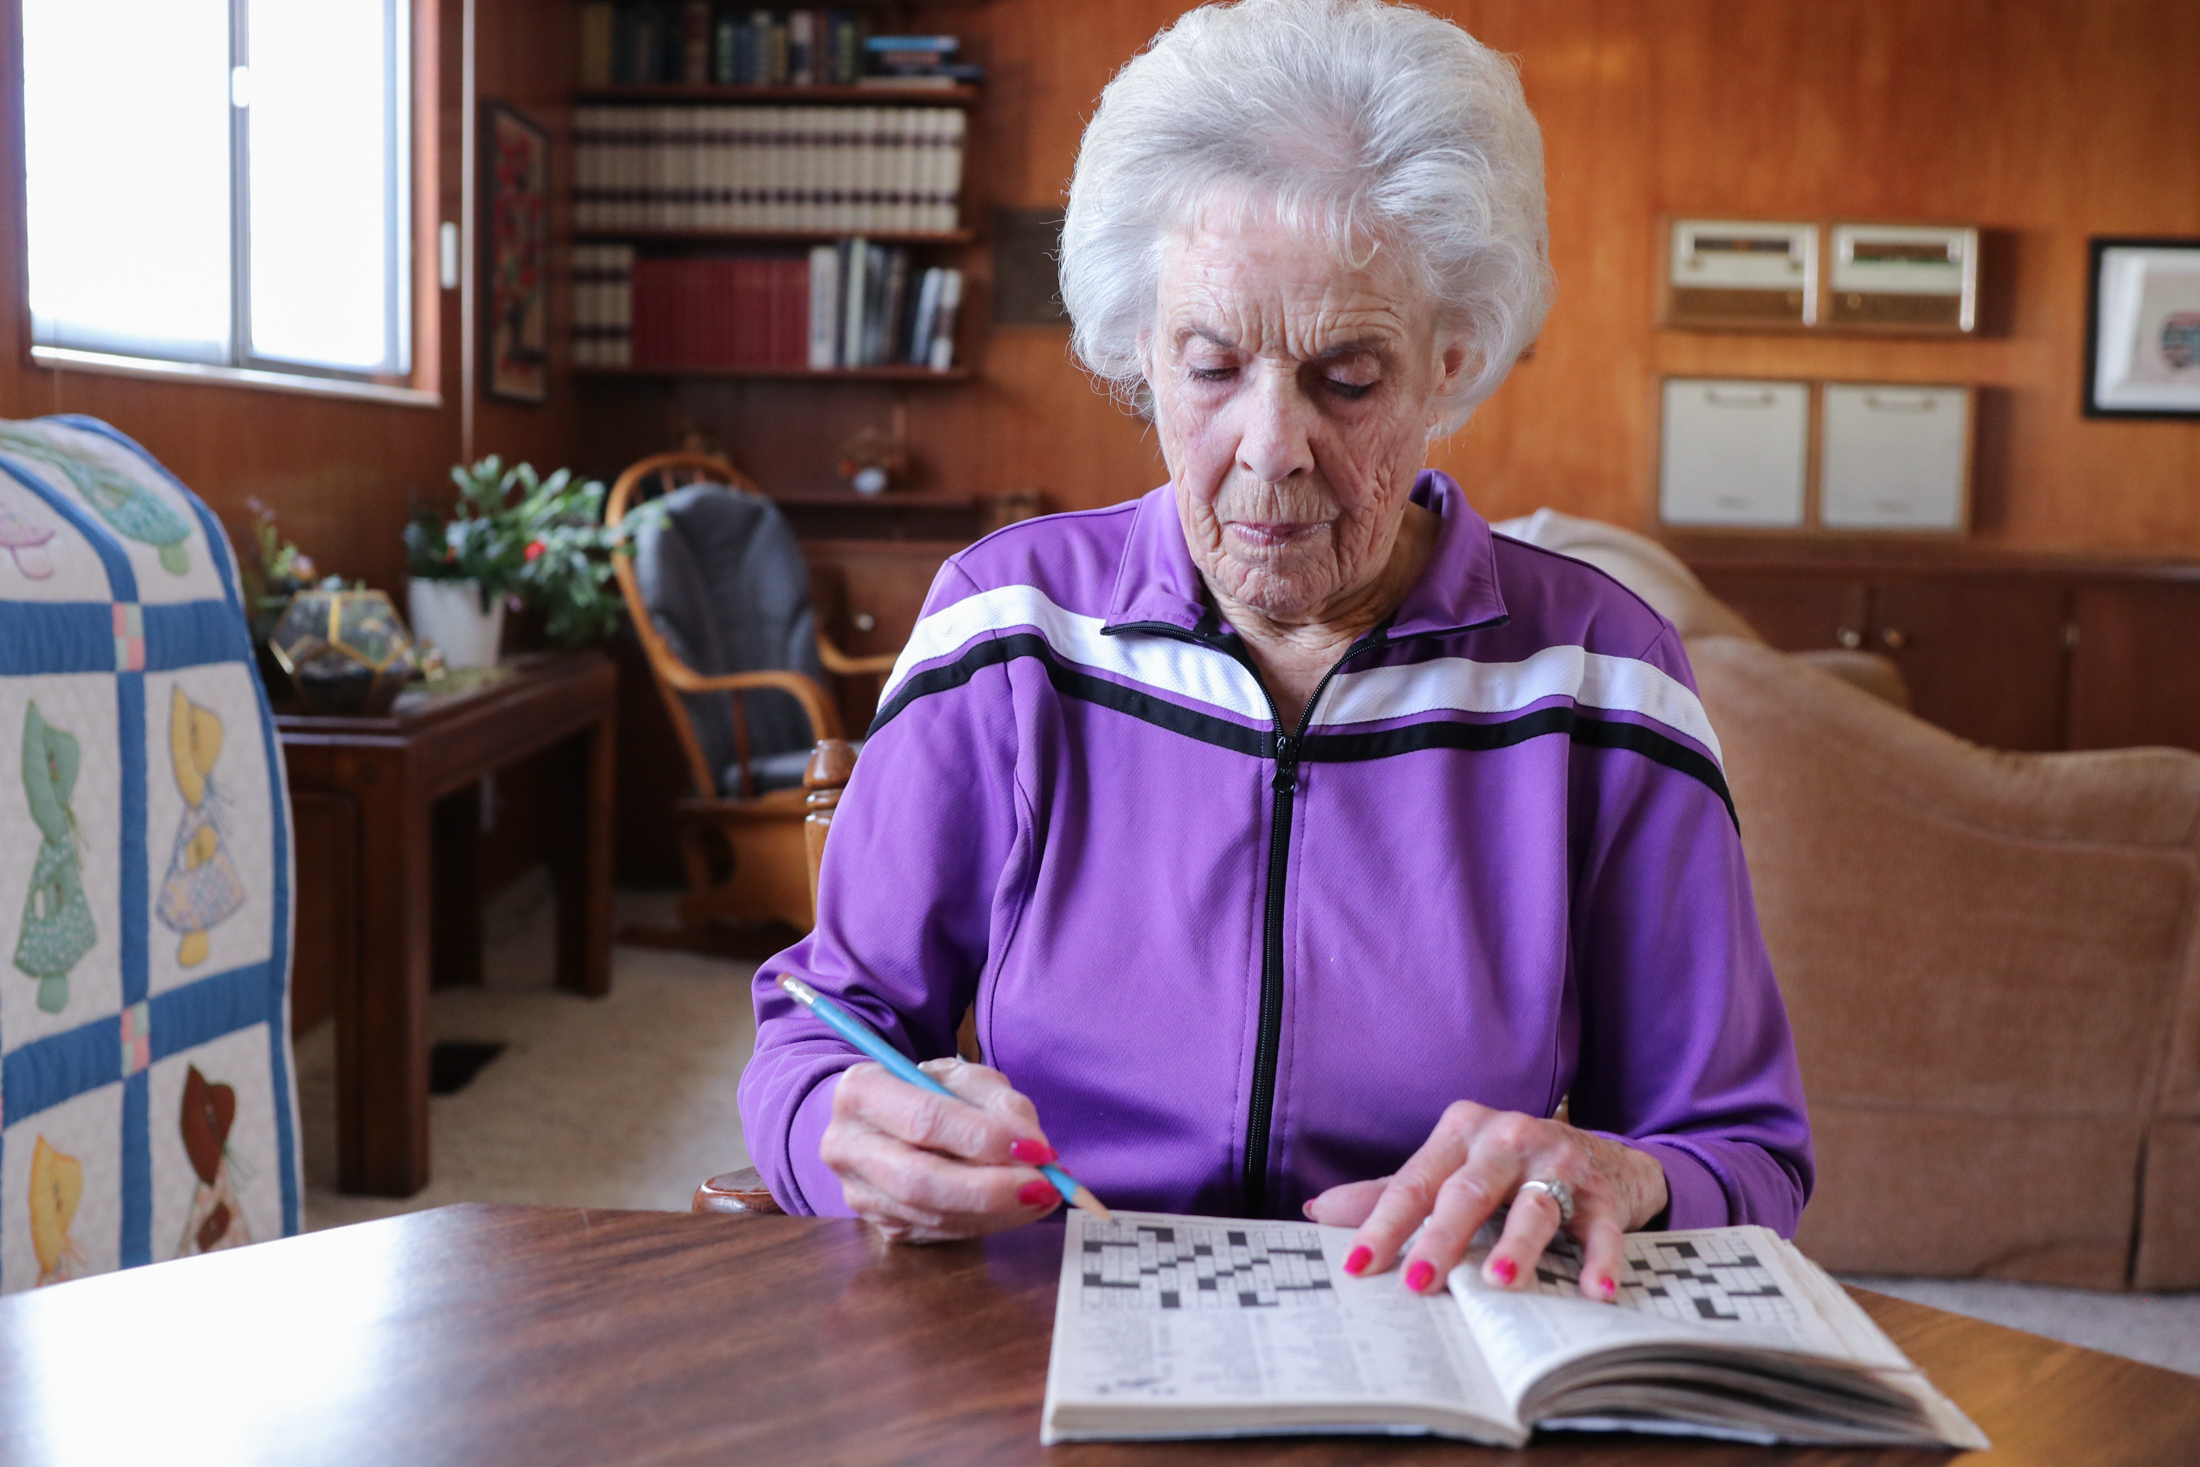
[484,102,550,403]
[2085,237,2200,419]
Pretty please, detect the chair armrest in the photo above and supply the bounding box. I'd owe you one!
[693,1167,786,1216]
[657,664,842,743]
[817,631,899,677]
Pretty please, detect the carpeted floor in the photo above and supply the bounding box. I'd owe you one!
[296,876,2200,1376]
[298,884,757,1231]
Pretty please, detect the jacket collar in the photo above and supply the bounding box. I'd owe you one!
[1102,471,1508,640]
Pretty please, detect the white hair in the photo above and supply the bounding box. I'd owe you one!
[1059,0,1552,433]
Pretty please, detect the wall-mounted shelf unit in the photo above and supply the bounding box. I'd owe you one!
[576,364,970,383]
[577,84,979,106]
[575,228,975,246]
[572,81,983,377]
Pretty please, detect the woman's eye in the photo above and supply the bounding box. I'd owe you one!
[1189,365,1236,383]
[1325,378,1376,401]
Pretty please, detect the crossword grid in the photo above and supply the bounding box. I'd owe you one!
[1080,1221,1337,1311]
[1530,1234,1801,1327]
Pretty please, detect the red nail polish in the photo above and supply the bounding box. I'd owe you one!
[1009,1138,1057,1165]
[1599,1275,1617,1300]
[1404,1259,1436,1293]
[1343,1245,1372,1276]
[1018,1180,1056,1207]
[1490,1257,1517,1286]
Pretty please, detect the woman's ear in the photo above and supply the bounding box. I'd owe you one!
[1427,333,1478,437]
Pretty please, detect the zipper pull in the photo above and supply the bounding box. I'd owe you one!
[1272,733,1298,793]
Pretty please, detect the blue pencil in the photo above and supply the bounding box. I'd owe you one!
[777,973,1111,1220]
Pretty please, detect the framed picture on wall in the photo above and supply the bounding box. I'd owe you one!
[484,103,550,404]
[2085,238,2200,418]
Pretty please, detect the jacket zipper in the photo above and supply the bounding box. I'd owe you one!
[1239,653,1360,1217]
[1105,616,1419,1216]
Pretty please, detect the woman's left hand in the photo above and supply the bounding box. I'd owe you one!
[1303,1101,1669,1302]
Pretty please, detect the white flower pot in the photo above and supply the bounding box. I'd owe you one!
[407,578,505,669]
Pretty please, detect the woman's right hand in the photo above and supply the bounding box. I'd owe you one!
[819,1056,1064,1242]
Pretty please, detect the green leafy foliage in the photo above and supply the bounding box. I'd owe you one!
[405,457,660,646]
[241,498,319,648]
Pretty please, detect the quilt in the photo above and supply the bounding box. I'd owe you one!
[0,414,298,1292]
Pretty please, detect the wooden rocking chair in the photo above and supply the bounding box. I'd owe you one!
[607,452,896,945]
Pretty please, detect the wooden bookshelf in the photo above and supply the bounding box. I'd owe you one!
[577,364,970,383]
[577,84,979,106]
[575,228,975,246]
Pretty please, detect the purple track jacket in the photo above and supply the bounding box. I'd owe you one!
[741,474,1814,1229]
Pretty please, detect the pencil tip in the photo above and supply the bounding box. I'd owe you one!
[1072,1187,1113,1222]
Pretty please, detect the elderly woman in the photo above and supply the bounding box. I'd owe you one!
[741,0,1810,1303]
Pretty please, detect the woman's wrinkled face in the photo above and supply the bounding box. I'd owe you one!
[1148,212,1466,624]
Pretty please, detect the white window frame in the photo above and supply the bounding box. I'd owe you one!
[20,0,436,407]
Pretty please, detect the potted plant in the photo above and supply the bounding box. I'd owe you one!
[239,500,320,690]
[404,457,653,666]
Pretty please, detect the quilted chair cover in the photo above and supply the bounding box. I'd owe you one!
[0,415,298,1292]
[633,482,827,793]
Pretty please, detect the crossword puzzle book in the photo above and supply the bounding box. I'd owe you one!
[1040,1211,1987,1450]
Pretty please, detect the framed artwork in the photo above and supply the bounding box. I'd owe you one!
[2085,238,2200,418]
[484,103,550,404]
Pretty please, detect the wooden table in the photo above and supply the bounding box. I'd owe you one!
[277,653,616,1197]
[4,1205,2192,1466]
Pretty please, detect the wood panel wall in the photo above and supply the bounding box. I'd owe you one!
[0,0,584,596]
[600,0,2200,556]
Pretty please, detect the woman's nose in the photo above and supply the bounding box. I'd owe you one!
[1234,375,1318,484]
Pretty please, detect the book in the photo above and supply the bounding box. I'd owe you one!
[680,0,710,84]
[579,2,615,87]
[864,34,959,53]
[926,267,961,370]
[572,104,964,235]
[807,243,840,368]
[906,266,942,368]
[1041,1210,1989,1451]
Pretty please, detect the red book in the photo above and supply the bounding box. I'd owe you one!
[630,257,668,367]
[728,257,752,368]
[673,258,700,367]
[720,258,744,368]
[700,256,727,368]
[777,256,809,367]
[708,257,738,368]
[737,257,769,368]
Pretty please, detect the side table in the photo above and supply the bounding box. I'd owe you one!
[277,652,617,1196]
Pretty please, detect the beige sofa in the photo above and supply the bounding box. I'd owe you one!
[1500,511,2200,1290]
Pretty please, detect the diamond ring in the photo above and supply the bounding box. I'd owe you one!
[1517,1177,1575,1227]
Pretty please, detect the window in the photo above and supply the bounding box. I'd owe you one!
[22,0,412,385]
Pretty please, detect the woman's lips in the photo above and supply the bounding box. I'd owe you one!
[1226,520,1327,549]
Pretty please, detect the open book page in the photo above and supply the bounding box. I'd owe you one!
[1444,1225,1987,1450]
[1041,1210,1516,1445]
[1446,1225,1860,1401]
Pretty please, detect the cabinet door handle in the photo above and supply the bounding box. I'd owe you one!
[1879,626,1909,650]
[1836,626,1863,650]
[852,612,878,633]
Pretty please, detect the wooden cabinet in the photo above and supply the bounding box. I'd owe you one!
[1868,579,2069,751]
[2068,583,2200,751]
[1690,553,2200,755]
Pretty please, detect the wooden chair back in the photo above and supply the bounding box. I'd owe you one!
[607,452,842,803]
